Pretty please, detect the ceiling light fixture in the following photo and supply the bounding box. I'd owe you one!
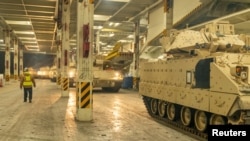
[119,39,132,43]
[94,26,103,29]
[109,33,114,37]
[94,15,111,21]
[18,37,36,40]
[5,20,31,25]
[26,45,39,48]
[127,35,134,38]
[99,42,107,45]
[109,22,114,26]
[105,0,130,2]
[114,23,120,27]
[25,46,40,51]
[14,31,35,34]
[21,41,38,44]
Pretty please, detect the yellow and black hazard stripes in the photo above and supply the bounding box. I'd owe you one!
[79,82,92,108]
[14,74,18,80]
[5,74,10,82]
[62,77,69,91]
[76,82,79,108]
[57,75,61,85]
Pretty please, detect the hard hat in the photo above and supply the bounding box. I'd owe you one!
[24,68,29,72]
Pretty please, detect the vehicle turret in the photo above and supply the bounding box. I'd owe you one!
[159,21,246,58]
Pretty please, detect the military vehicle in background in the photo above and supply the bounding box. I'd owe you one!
[93,44,133,92]
[139,21,250,133]
[48,62,76,86]
[93,57,124,92]
[68,64,76,87]
[49,65,57,82]
[37,66,50,79]
[49,43,133,92]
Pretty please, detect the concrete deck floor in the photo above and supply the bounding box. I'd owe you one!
[0,79,198,141]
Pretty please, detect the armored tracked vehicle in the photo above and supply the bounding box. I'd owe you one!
[93,59,124,92]
[139,21,250,132]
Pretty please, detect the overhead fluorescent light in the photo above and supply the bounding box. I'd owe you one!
[5,20,31,25]
[14,31,35,34]
[108,22,120,27]
[26,45,39,48]
[19,37,36,40]
[94,15,111,21]
[21,41,37,44]
[35,30,54,34]
[70,39,76,42]
[100,34,111,37]
[127,35,134,38]
[109,33,114,37]
[106,0,130,2]
[119,39,132,43]
[107,45,114,48]
[109,22,114,26]
[25,46,40,51]
[27,48,40,51]
[114,23,120,27]
[94,26,103,29]
[99,42,107,45]
[70,43,76,46]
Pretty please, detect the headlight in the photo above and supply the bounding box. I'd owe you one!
[68,71,75,78]
[114,72,123,79]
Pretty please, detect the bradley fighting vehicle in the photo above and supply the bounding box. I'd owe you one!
[139,21,250,133]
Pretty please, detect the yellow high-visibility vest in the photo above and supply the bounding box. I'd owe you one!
[23,74,33,87]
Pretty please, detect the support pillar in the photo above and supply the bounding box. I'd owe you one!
[95,30,100,54]
[13,38,19,81]
[76,0,94,121]
[56,29,62,88]
[165,0,173,36]
[19,46,24,77]
[3,29,11,84]
[61,0,70,97]
[132,21,140,90]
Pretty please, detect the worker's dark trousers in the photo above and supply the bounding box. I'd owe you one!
[23,87,33,102]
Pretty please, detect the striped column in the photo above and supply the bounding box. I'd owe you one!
[62,77,69,91]
[4,29,11,84]
[13,38,18,81]
[76,81,93,121]
[76,0,93,121]
[5,75,10,82]
[14,75,18,80]
[78,82,92,108]
[76,82,79,108]
[57,75,61,86]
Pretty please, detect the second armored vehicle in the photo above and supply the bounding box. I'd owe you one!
[139,21,250,134]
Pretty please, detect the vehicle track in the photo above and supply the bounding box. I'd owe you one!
[142,96,208,141]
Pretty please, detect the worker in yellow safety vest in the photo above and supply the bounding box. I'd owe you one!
[20,68,36,103]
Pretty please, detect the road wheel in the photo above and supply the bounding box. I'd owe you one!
[167,103,176,121]
[150,99,158,115]
[210,114,226,125]
[180,106,192,126]
[194,110,208,132]
[158,101,166,117]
